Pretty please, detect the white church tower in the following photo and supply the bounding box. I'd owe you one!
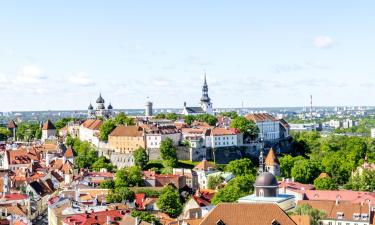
[200,74,213,115]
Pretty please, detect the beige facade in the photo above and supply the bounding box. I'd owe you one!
[108,125,146,153]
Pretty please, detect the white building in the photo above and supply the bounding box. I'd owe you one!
[205,127,243,149]
[79,119,102,147]
[182,74,213,116]
[246,113,288,141]
[143,124,181,149]
[193,160,217,189]
[41,120,56,142]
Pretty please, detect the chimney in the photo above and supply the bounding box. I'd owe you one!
[135,217,140,225]
[336,196,340,205]
[107,216,111,224]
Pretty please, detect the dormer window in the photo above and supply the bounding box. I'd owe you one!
[216,220,225,225]
[361,214,368,220]
[337,212,344,219]
[271,219,280,225]
[353,213,360,220]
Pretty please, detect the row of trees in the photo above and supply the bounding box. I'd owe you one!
[280,131,375,190]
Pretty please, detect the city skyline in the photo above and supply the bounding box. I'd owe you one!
[1,1,375,111]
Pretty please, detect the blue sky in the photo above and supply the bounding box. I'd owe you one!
[0,1,374,111]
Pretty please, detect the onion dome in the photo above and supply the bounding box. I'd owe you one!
[88,103,93,110]
[254,172,278,187]
[107,103,113,110]
[96,93,105,104]
[98,104,105,110]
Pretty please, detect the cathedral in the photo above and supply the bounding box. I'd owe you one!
[87,93,113,118]
[182,74,213,115]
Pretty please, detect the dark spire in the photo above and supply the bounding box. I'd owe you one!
[200,73,211,103]
[88,102,93,110]
[96,93,105,104]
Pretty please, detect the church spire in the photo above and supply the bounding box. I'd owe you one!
[200,73,210,103]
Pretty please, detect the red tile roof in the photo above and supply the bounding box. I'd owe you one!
[7,148,40,165]
[63,210,123,225]
[303,190,375,203]
[298,200,370,221]
[81,119,103,130]
[193,160,216,171]
[64,148,75,158]
[42,119,56,130]
[200,203,297,225]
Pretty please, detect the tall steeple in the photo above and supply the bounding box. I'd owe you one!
[199,73,213,114]
[200,73,211,103]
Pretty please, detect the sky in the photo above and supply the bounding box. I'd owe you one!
[0,1,375,111]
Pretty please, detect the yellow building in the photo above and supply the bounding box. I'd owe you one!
[108,125,146,153]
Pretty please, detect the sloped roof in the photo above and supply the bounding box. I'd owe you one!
[64,148,75,158]
[298,200,370,221]
[109,125,143,137]
[200,203,296,225]
[185,107,205,114]
[7,120,17,129]
[42,119,56,130]
[265,148,279,166]
[193,160,216,171]
[245,113,278,122]
[81,119,103,130]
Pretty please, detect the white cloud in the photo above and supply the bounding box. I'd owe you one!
[68,72,95,87]
[313,36,335,49]
[17,64,47,84]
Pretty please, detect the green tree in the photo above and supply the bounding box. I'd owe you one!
[100,180,115,189]
[345,169,375,191]
[165,113,179,121]
[219,111,238,119]
[230,116,259,140]
[133,147,149,169]
[99,119,116,141]
[114,112,135,125]
[116,186,135,202]
[225,158,256,176]
[131,211,161,225]
[184,115,196,125]
[156,186,183,218]
[313,177,338,190]
[195,114,217,126]
[208,175,224,189]
[65,134,75,147]
[91,156,114,172]
[291,159,321,184]
[16,122,42,141]
[211,174,255,205]
[0,127,11,141]
[279,155,305,178]
[115,166,142,188]
[292,204,326,225]
[54,118,74,130]
[160,138,178,168]
[155,113,166,119]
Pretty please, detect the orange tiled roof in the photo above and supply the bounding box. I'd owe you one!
[193,160,216,171]
[265,148,279,166]
[200,203,296,225]
[109,125,144,137]
[298,200,370,221]
[7,148,40,165]
[64,148,75,158]
[81,119,103,130]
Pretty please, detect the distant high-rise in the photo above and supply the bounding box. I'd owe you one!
[145,101,153,117]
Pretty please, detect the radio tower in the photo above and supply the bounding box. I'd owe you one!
[310,95,313,119]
